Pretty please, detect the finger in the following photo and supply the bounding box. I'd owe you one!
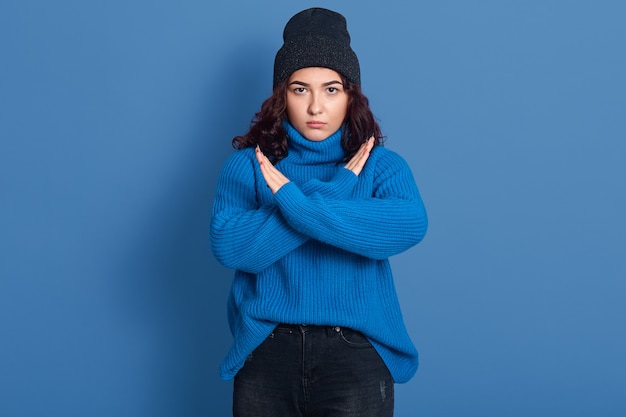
[357,137,374,158]
[256,146,276,173]
[255,145,263,165]
[255,147,290,193]
[256,146,274,182]
[346,137,375,175]
[345,140,369,169]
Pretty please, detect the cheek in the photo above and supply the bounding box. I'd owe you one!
[286,100,302,117]
[334,102,349,122]
[285,103,296,123]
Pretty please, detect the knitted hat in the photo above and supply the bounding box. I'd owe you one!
[273,7,361,88]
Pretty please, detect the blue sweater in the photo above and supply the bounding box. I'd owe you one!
[210,123,428,383]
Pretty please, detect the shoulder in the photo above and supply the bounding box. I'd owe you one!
[368,145,413,173]
[218,148,257,178]
[221,147,256,168]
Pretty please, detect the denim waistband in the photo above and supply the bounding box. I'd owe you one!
[275,323,343,332]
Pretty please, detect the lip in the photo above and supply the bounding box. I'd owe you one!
[306,121,326,129]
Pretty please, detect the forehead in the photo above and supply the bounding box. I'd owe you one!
[288,67,343,84]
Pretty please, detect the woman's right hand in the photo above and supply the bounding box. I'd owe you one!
[344,137,374,176]
[256,145,291,194]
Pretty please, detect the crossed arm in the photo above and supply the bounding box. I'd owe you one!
[211,136,426,272]
[256,137,375,193]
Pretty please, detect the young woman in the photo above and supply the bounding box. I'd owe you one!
[210,7,428,416]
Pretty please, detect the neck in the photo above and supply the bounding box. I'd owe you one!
[283,121,345,164]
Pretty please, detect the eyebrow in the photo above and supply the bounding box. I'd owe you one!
[288,80,344,87]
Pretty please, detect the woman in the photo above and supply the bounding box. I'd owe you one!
[210,7,428,416]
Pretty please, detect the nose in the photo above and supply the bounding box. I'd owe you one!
[308,93,322,115]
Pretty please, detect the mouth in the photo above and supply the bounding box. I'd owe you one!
[306,121,326,129]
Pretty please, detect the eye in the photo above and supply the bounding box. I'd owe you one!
[327,87,338,94]
[293,87,307,94]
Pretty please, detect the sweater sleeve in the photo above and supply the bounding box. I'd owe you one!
[273,149,427,260]
[210,150,309,273]
[298,167,359,200]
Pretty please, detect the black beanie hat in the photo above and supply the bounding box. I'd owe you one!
[273,7,361,88]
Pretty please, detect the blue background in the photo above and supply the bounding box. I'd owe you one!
[1,1,624,416]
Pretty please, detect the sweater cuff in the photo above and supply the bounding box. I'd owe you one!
[332,168,359,196]
[273,182,311,229]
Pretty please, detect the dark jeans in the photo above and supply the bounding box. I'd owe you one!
[233,324,394,417]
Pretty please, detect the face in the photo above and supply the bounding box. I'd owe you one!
[285,67,349,142]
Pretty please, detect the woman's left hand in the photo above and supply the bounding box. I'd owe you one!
[344,137,374,176]
[256,146,290,194]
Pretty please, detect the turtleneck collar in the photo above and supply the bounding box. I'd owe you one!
[283,121,345,165]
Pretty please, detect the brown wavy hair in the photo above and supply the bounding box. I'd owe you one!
[232,74,384,162]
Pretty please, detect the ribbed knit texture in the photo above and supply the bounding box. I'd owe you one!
[210,123,428,383]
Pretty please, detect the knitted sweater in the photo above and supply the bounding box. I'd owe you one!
[210,123,428,383]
